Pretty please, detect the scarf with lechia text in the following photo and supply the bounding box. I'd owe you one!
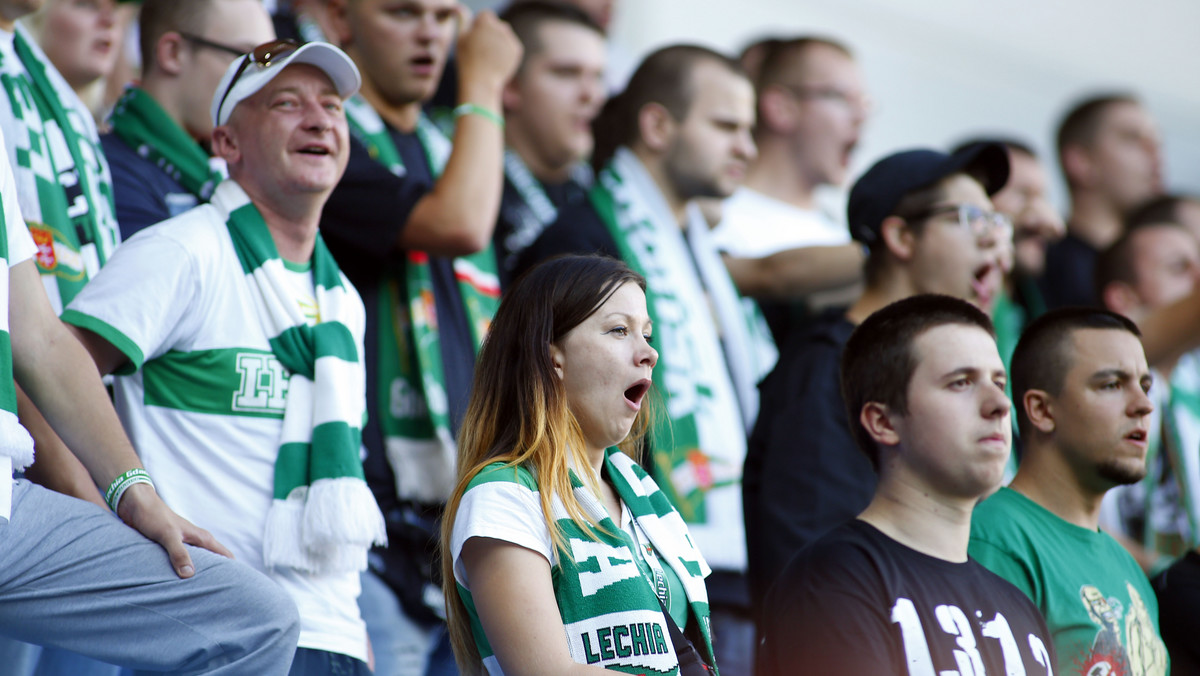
[222,183,386,573]
[589,148,776,534]
[0,27,118,312]
[462,448,716,675]
[343,97,500,505]
[0,189,35,476]
[109,87,225,202]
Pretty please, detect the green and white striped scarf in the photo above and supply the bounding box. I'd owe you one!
[1133,357,1200,555]
[224,187,386,573]
[463,448,716,675]
[0,26,118,312]
[0,191,34,475]
[109,86,224,202]
[343,97,500,504]
[589,149,776,549]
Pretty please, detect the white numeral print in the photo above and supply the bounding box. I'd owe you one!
[891,598,1051,676]
[1027,635,1053,676]
[936,605,985,676]
[891,598,937,676]
[980,612,1025,676]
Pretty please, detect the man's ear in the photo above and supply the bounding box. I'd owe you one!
[758,85,798,135]
[1061,144,1094,190]
[637,102,676,154]
[154,31,187,77]
[1101,281,1141,319]
[209,125,238,166]
[879,216,915,263]
[860,401,901,447]
[501,77,522,115]
[1023,389,1056,434]
[548,343,564,380]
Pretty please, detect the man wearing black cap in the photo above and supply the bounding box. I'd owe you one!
[744,144,1012,627]
[758,294,1054,674]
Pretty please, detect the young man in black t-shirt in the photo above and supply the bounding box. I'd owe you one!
[759,294,1055,675]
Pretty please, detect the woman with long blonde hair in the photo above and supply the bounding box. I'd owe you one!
[441,255,718,675]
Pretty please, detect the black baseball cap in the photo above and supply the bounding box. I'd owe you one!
[848,143,1010,244]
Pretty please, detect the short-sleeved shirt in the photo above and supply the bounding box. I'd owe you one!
[760,519,1057,675]
[970,487,1170,675]
[63,180,368,661]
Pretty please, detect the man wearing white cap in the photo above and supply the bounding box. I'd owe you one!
[63,40,382,674]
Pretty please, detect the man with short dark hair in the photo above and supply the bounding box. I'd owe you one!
[745,144,1010,624]
[492,1,605,286]
[713,36,868,343]
[102,0,275,239]
[517,43,776,673]
[970,307,1170,675]
[1040,94,1163,309]
[759,294,1054,674]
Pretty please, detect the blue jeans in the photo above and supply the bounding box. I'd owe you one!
[288,648,371,676]
[357,569,458,676]
[0,480,301,674]
[0,641,128,676]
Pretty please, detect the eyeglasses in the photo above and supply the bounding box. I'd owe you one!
[214,39,302,124]
[178,32,246,59]
[777,84,873,116]
[912,203,1013,240]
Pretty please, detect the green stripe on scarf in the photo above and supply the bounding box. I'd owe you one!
[224,188,384,573]
[109,87,223,201]
[343,96,500,504]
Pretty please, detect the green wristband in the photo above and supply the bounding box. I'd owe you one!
[453,103,504,129]
[105,468,155,513]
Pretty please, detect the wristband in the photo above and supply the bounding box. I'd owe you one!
[105,468,155,513]
[453,102,504,129]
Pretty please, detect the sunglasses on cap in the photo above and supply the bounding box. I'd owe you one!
[214,39,303,124]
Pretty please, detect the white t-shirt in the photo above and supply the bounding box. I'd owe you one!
[712,187,849,258]
[63,181,368,661]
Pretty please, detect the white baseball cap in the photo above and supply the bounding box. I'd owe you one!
[211,40,361,128]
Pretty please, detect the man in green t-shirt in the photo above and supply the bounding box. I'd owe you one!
[970,307,1170,675]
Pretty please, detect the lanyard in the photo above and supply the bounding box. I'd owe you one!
[624,507,670,608]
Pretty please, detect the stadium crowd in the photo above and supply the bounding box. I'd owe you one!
[0,0,1195,675]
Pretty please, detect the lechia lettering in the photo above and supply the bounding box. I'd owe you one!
[581,622,669,664]
[891,598,1054,676]
[232,353,289,413]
